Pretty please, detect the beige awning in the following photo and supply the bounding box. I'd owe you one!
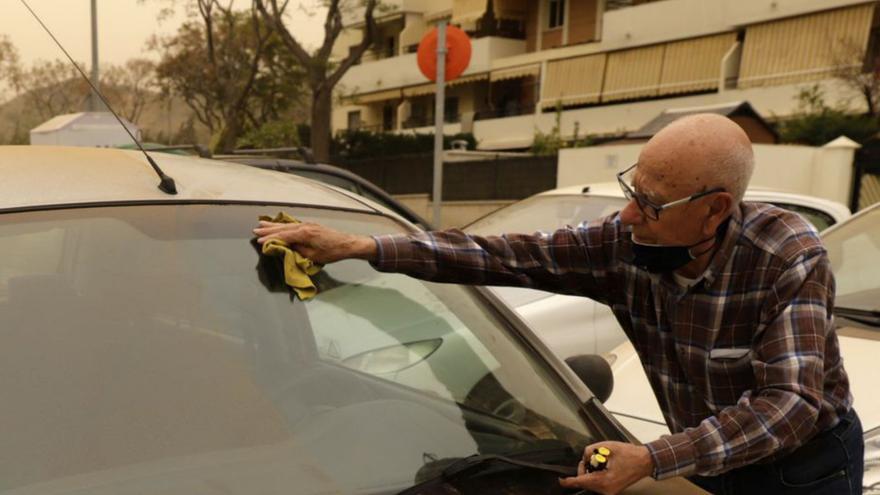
[450,73,489,86]
[402,73,489,97]
[493,0,527,20]
[602,44,665,102]
[352,88,403,104]
[541,53,607,107]
[659,32,737,96]
[738,3,875,89]
[490,64,541,82]
[403,83,435,97]
[452,0,487,25]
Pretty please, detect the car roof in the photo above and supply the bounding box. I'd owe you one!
[0,146,378,213]
[219,155,433,229]
[821,199,880,238]
[542,182,851,223]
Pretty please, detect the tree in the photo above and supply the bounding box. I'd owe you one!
[833,40,880,120]
[151,1,307,152]
[236,119,301,149]
[254,0,379,162]
[777,85,879,146]
[8,59,91,121]
[101,59,158,123]
[3,57,156,129]
[0,35,20,102]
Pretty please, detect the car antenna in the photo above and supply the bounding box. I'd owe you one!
[17,0,178,195]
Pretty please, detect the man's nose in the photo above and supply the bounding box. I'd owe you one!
[619,199,645,226]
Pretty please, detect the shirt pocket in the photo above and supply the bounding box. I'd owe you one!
[705,347,754,407]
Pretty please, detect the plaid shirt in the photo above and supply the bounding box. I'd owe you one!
[370,202,852,480]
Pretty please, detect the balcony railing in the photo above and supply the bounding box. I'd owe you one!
[402,113,461,129]
[474,103,536,121]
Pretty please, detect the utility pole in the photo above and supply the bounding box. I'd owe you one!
[89,0,100,112]
[431,21,447,228]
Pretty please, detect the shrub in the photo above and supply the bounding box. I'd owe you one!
[777,85,879,145]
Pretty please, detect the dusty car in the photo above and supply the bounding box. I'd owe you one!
[0,146,706,494]
[465,182,851,359]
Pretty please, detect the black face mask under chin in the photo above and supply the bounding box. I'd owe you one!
[630,220,730,274]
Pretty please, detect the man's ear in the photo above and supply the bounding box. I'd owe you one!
[703,192,734,235]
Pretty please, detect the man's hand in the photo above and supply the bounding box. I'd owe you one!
[253,221,377,264]
[559,441,654,495]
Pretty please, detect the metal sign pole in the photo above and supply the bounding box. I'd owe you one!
[89,0,100,112]
[432,21,447,228]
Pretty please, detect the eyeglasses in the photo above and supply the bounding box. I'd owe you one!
[616,163,725,221]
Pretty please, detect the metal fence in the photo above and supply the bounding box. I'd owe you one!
[858,173,880,210]
[332,153,558,201]
[853,140,880,211]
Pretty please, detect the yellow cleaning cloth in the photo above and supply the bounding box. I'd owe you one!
[258,212,322,300]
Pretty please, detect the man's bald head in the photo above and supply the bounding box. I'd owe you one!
[637,113,755,203]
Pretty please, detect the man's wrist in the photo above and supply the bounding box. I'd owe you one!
[636,446,656,479]
[351,235,378,261]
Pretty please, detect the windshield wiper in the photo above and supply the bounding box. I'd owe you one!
[397,443,578,495]
[834,306,880,328]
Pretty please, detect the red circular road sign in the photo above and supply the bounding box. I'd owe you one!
[417,25,472,82]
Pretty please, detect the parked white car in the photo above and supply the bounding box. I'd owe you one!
[465,182,852,360]
[605,201,880,493]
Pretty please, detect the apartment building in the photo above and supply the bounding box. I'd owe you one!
[332,0,879,150]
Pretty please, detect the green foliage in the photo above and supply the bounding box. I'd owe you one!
[777,85,879,145]
[531,127,565,156]
[237,120,301,149]
[530,102,596,155]
[331,130,476,159]
[531,102,564,156]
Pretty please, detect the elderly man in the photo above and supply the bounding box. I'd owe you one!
[254,114,862,494]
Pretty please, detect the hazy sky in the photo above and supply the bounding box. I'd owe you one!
[1,1,326,66]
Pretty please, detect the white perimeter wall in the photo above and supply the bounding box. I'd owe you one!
[558,140,860,206]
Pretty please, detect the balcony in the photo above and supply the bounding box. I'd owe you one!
[340,36,526,96]
[402,113,461,129]
[474,103,536,120]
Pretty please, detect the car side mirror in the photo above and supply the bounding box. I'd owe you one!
[565,354,614,403]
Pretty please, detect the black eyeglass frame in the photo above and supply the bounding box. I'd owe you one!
[616,163,726,221]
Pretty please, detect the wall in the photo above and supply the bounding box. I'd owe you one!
[525,0,540,51]
[557,139,859,205]
[569,0,599,44]
[542,29,564,50]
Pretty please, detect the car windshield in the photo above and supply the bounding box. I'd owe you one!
[824,206,880,313]
[465,195,627,307]
[466,194,628,237]
[768,202,837,232]
[0,204,595,494]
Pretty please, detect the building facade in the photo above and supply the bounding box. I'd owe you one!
[331,0,879,150]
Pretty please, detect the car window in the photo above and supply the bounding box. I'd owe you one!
[0,205,594,494]
[771,202,836,232]
[466,194,628,236]
[289,169,360,193]
[824,206,880,312]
